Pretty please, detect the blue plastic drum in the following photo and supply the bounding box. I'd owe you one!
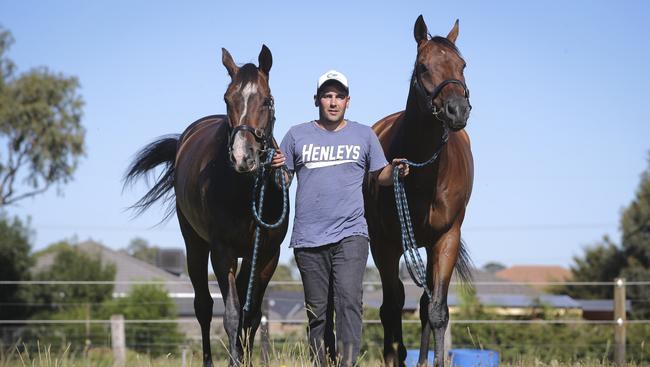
[448,349,499,367]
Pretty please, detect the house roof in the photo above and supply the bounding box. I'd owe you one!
[266,290,306,321]
[461,268,541,296]
[354,268,546,312]
[77,241,199,294]
[474,294,581,309]
[578,299,632,312]
[495,265,572,284]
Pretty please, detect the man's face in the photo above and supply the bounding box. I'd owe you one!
[316,83,349,124]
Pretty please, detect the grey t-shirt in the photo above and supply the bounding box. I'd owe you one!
[280,120,388,248]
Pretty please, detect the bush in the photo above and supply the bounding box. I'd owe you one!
[101,284,183,356]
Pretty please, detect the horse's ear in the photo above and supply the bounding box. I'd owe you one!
[447,19,460,44]
[414,15,428,45]
[222,48,238,78]
[258,44,272,76]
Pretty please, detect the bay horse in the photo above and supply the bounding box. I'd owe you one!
[124,45,288,367]
[364,16,473,367]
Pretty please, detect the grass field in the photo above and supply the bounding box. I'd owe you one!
[0,342,643,367]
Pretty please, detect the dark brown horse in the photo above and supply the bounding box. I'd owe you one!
[364,16,473,367]
[124,45,289,367]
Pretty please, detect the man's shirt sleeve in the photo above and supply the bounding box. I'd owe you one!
[279,130,295,171]
[367,128,388,172]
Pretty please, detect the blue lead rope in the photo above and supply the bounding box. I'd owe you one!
[392,128,448,300]
[244,148,289,313]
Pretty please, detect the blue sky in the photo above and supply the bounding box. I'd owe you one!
[2,0,649,268]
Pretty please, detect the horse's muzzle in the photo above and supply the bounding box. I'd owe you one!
[444,96,471,131]
[232,154,259,173]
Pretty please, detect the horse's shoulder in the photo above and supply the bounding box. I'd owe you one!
[373,111,404,149]
[372,111,403,132]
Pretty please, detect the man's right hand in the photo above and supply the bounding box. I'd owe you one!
[271,150,286,168]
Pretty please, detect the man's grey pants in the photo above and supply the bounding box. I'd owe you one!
[294,235,369,367]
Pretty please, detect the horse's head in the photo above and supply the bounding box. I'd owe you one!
[222,45,275,173]
[412,15,471,131]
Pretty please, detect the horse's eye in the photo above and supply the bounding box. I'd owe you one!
[418,64,428,73]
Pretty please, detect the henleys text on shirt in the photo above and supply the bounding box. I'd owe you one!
[301,143,361,169]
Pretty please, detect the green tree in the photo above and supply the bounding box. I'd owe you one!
[558,154,650,318]
[0,27,84,206]
[20,241,116,350]
[560,237,625,299]
[124,237,159,265]
[482,261,506,274]
[619,164,650,318]
[101,284,183,356]
[29,241,116,314]
[0,214,33,319]
[622,162,650,266]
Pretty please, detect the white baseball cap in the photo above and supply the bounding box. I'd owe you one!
[317,70,349,94]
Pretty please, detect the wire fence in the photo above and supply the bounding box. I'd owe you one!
[2,280,650,325]
[1,279,649,363]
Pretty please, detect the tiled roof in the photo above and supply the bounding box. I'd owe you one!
[495,265,572,283]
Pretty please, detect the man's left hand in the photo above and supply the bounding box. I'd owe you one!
[392,158,409,177]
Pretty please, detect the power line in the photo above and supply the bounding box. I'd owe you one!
[2,280,649,286]
[30,222,618,233]
[1,319,648,325]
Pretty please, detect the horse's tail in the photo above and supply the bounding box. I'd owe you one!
[123,135,179,220]
[455,238,475,290]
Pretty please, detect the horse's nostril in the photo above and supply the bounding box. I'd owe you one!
[446,103,458,116]
[246,156,256,167]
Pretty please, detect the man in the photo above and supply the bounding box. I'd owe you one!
[271,70,408,366]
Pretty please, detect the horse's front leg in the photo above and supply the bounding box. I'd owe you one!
[236,240,281,366]
[372,241,407,367]
[211,243,241,366]
[429,229,462,367]
[418,251,434,367]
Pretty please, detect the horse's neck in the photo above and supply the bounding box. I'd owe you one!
[401,84,447,166]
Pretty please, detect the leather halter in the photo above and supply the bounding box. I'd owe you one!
[413,65,471,117]
[227,96,276,163]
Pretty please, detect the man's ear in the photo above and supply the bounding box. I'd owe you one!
[314,94,320,107]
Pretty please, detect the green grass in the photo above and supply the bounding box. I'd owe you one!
[0,342,644,367]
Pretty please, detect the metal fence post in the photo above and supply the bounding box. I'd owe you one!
[444,315,452,361]
[111,314,126,367]
[181,347,188,367]
[614,278,626,367]
[261,311,270,365]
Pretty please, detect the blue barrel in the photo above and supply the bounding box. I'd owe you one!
[448,349,499,367]
[405,349,435,367]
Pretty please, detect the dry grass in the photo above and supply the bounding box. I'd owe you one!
[0,341,643,367]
